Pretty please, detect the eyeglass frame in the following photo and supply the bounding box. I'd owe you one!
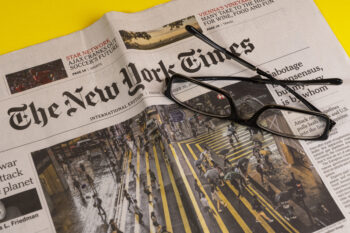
[164,73,338,140]
[162,25,343,140]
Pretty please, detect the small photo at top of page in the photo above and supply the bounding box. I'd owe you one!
[119,15,202,50]
[5,59,68,94]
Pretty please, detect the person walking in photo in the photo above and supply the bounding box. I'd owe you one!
[143,182,153,203]
[228,123,239,143]
[129,162,137,180]
[205,120,214,133]
[151,211,162,233]
[86,173,97,194]
[211,186,227,213]
[194,156,204,176]
[109,218,123,233]
[123,190,133,210]
[260,147,274,173]
[133,202,144,225]
[93,194,107,222]
[224,157,230,169]
[229,137,235,150]
[149,169,159,188]
[200,195,215,216]
[72,177,83,198]
[256,159,266,184]
[216,166,226,187]
[252,196,273,223]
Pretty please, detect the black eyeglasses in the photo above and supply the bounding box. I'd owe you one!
[163,25,343,140]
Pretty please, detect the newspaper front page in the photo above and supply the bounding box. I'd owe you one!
[0,0,349,232]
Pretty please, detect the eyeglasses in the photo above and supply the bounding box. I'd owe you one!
[163,26,343,140]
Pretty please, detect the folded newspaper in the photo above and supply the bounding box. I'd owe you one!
[0,0,349,232]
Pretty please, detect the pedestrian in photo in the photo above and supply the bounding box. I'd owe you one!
[194,179,203,198]
[216,167,225,187]
[133,204,144,225]
[229,137,235,150]
[72,177,83,198]
[151,211,162,232]
[109,218,123,233]
[116,168,122,183]
[189,119,196,131]
[129,162,137,179]
[228,123,239,143]
[143,184,153,203]
[123,190,133,210]
[194,157,204,176]
[160,226,171,233]
[110,160,119,179]
[252,130,263,148]
[246,127,254,138]
[205,120,214,133]
[93,194,107,221]
[252,196,273,223]
[224,157,230,169]
[138,135,144,149]
[149,169,159,188]
[205,168,220,187]
[256,159,266,184]
[191,127,197,137]
[193,113,200,125]
[233,177,243,197]
[211,186,227,213]
[205,148,214,163]
[86,173,97,194]
[261,148,274,175]
[79,162,86,173]
[200,196,214,215]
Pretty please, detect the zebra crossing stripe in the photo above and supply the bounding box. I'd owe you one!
[229,140,275,163]
[145,152,156,233]
[169,144,210,233]
[163,145,192,233]
[197,143,292,233]
[134,150,141,233]
[225,181,276,233]
[181,127,227,144]
[153,146,173,232]
[223,135,273,159]
[120,151,132,232]
[206,127,247,147]
[247,185,299,233]
[196,139,298,233]
[187,143,251,233]
[210,131,251,150]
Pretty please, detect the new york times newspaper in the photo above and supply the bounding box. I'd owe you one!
[0,0,349,232]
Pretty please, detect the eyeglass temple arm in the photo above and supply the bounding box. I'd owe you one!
[184,76,342,85]
[186,25,337,128]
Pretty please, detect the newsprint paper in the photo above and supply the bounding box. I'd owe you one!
[0,0,349,232]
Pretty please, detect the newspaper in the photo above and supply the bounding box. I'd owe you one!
[0,0,349,232]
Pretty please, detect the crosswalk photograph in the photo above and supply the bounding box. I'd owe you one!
[30,103,344,233]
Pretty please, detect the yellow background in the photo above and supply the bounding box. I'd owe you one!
[0,0,348,56]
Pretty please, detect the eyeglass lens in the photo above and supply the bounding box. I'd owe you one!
[257,108,327,139]
[170,76,231,117]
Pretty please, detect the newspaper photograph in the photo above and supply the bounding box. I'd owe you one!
[0,0,350,233]
[119,16,202,50]
[5,59,68,95]
[29,80,345,233]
